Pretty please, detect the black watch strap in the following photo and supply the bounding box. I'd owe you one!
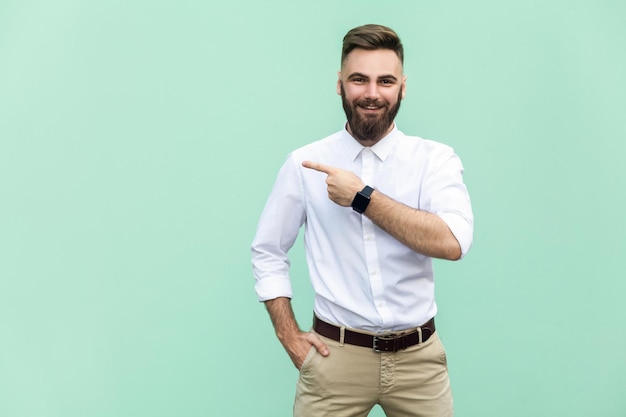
[351,185,374,214]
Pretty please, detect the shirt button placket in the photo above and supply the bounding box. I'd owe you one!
[360,148,390,327]
[361,148,374,184]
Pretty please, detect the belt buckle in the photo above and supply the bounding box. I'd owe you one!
[373,334,395,353]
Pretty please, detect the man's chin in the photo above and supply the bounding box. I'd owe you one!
[355,112,384,125]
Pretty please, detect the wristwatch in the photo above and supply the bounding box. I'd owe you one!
[351,185,374,214]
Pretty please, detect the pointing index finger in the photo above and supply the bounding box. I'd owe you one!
[302,160,335,174]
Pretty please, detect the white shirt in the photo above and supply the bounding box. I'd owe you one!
[251,125,473,333]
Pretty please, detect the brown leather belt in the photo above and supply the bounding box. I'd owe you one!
[313,316,435,353]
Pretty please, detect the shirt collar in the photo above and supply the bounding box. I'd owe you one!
[340,123,400,162]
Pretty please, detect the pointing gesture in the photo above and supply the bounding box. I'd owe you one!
[303,160,365,207]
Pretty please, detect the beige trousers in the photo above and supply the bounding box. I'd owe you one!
[294,331,453,417]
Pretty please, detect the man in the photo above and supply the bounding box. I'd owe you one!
[251,24,473,417]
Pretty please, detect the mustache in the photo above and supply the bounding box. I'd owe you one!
[355,98,386,108]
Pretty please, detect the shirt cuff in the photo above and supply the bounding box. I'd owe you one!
[254,276,293,302]
[438,211,474,259]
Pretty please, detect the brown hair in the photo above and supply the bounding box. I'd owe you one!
[341,24,404,65]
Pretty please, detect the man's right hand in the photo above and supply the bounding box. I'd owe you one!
[264,297,330,370]
[282,331,330,370]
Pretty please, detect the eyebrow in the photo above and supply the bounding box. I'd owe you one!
[347,72,399,82]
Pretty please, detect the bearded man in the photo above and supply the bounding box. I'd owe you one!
[251,24,474,417]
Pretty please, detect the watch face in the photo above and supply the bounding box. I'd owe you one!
[352,186,373,213]
[352,192,369,213]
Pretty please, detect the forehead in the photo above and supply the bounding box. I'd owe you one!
[341,48,403,77]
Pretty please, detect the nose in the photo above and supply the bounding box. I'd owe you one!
[364,81,380,100]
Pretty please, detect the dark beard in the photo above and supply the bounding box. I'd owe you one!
[341,82,402,143]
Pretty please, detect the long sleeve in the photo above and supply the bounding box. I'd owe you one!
[420,149,474,258]
[251,155,306,301]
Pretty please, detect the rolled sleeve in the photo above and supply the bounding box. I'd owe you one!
[251,154,305,301]
[438,211,473,258]
[254,275,293,301]
[423,149,474,259]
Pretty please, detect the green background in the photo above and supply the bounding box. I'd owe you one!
[1,1,625,416]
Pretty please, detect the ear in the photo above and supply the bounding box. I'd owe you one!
[401,75,407,99]
[336,71,342,96]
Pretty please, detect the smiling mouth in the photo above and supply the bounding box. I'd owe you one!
[359,105,383,111]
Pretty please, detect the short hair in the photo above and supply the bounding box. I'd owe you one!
[341,24,404,66]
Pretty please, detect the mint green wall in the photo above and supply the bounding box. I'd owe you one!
[1,1,624,416]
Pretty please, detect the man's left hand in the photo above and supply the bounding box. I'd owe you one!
[302,161,365,207]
